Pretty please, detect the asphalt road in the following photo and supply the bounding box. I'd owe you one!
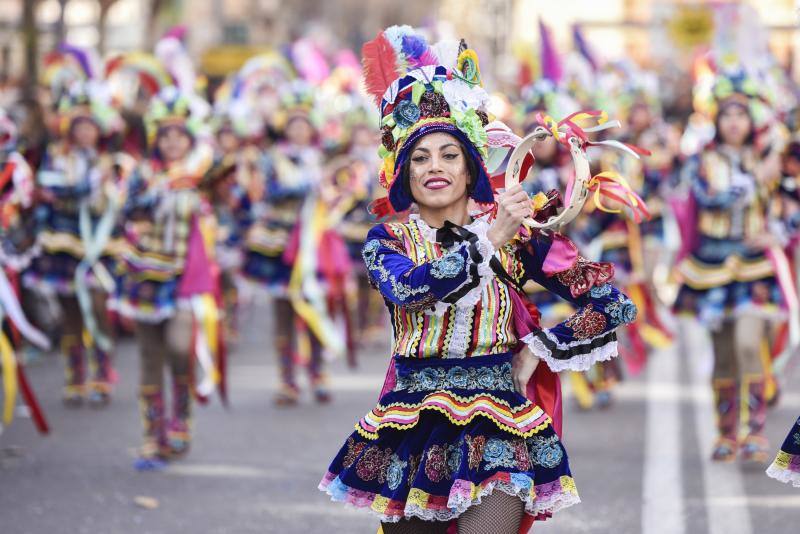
[1,303,799,534]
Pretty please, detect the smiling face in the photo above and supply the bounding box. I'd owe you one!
[407,131,472,212]
[157,125,192,164]
[717,103,752,147]
[71,118,100,149]
[285,116,314,146]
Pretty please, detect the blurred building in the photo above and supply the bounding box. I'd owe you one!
[0,0,799,86]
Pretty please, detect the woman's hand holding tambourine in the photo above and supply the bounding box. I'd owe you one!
[487,184,532,249]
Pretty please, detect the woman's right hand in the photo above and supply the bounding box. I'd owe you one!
[487,184,532,249]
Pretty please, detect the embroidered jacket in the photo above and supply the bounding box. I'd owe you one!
[34,143,128,260]
[676,147,776,290]
[120,155,211,283]
[363,214,637,372]
[244,143,322,258]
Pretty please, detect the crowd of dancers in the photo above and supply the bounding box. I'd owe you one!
[0,21,798,527]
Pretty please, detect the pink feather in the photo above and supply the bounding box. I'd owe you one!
[361,31,399,104]
[408,49,438,68]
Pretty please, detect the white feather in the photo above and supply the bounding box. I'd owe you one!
[431,40,461,70]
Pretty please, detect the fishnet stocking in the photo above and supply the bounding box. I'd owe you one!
[380,518,449,534]
[457,490,525,534]
[380,491,525,534]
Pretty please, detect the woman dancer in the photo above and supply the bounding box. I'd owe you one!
[319,27,640,532]
[116,87,216,469]
[674,72,783,463]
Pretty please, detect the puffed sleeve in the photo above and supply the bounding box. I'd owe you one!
[363,223,494,312]
[517,231,637,372]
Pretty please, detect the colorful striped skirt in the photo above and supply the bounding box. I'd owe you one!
[319,352,580,523]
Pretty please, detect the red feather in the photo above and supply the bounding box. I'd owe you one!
[362,32,399,105]
[368,196,396,219]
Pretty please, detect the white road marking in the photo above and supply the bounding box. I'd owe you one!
[690,495,800,508]
[682,319,753,534]
[642,347,686,534]
[166,463,281,479]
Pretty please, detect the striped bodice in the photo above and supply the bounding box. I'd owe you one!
[383,217,524,359]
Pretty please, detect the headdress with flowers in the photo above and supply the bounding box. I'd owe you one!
[56,80,124,138]
[273,79,320,134]
[144,85,209,146]
[693,62,767,124]
[362,26,494,213]
[211,78,265,140]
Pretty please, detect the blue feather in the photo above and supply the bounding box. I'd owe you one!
[401,34,428,60]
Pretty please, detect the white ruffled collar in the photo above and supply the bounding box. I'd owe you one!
[409,213,490,244]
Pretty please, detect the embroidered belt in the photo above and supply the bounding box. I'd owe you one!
[393,353,515,393]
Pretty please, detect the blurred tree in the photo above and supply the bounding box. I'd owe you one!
[55,0,69,44]
[97,0,120,54]
[145,0,169,49]
[22,0,40,94]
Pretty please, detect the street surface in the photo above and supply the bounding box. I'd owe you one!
[2,304,799,533]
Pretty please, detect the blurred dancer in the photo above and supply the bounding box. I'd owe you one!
[674,71,784,464]
[242,82,329,405]
[27,82,128,407]
[116,87,218,470]
[767,416,800,487]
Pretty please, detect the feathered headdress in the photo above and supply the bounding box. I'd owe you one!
[212,78,264,140]
[56,81,124,137]
[42,44,100,102]
[104,52,172,106]
[362,26,494,215]
[692,58,766,123]
[144,86,209,145]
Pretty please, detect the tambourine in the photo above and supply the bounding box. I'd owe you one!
[503,125,591,230]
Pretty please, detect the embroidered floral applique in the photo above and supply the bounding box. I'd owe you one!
[362,238,431,301]
[565,306,608,339]
[589,283,613,298]
[527,435,563,468]
[430,251,465,279]
[465,435,486,471]
[341,436,366,469]
[424,444,448,482]
[407,454,421,486]
[512,439,531,471]
[386,454,407,490]
[603,294,638,325]
[355,445,392,482]
[555,256,615,298]
[446,443,463,478]
[394,362,513,393]
[482,438,517,470]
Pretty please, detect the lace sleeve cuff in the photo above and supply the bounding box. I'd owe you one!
[431,229,496,315]
[521,328,618,373]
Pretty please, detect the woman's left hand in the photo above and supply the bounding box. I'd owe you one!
[512,346,540,396]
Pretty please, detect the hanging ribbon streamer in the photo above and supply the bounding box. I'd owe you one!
[0,268,50,351]
[768,246,800,375]
[0,327,17,426]
[0,268,51,432]
[286,194,345,358]
[74,196,119,352]
[74,156,133,353]
[587,171,651,223]
[191,294,220,398]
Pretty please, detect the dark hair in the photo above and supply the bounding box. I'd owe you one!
[399,134,478,202]
[713,101,755,146]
